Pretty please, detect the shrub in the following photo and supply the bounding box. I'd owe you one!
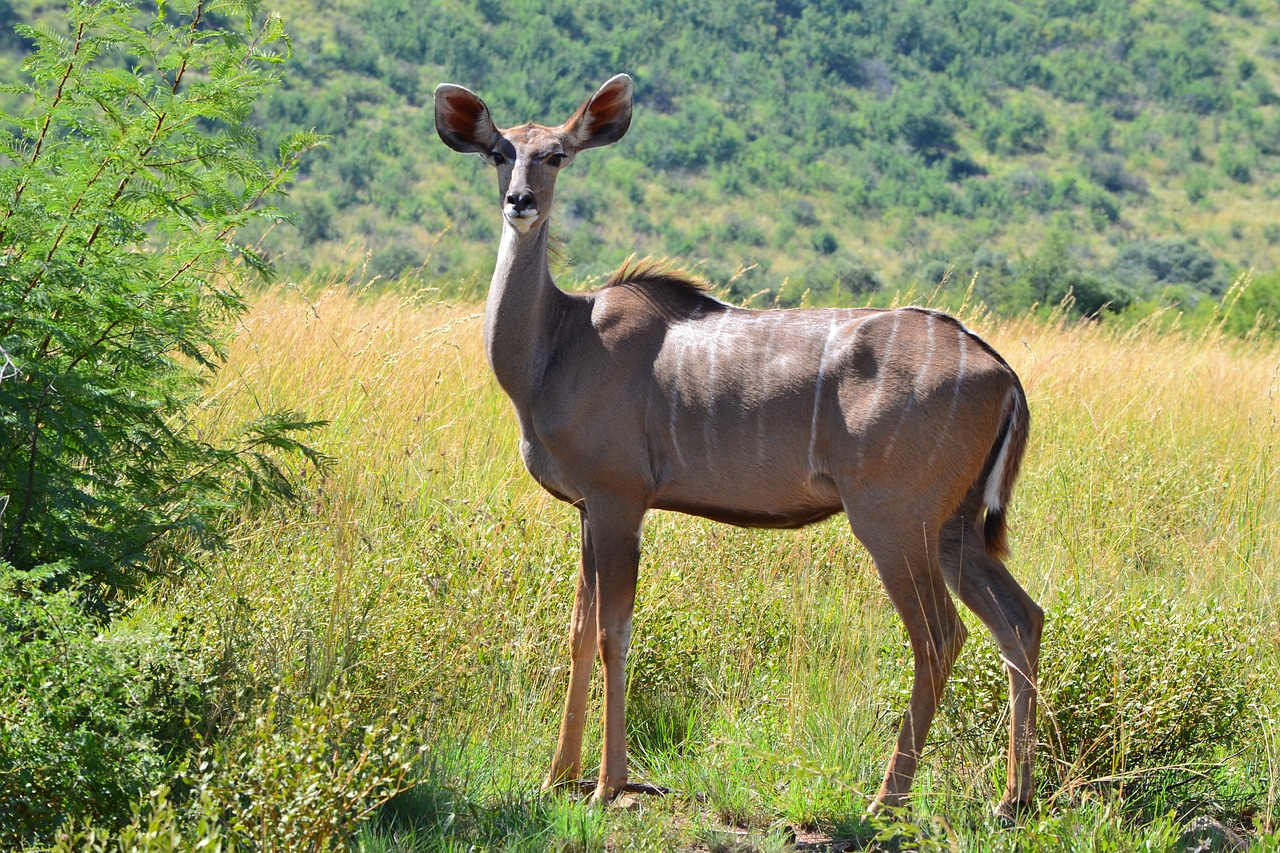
[0,0,327,603]
[945,593,1255,789]
[1219,145,1256,183]
[782,250,883,306]
[185,688,425,852]
[1111,239,1224,297]
[983,97,1050,154]
[54,687,426,853]
[0,565,206,847]
[1224,269,1280,336]
[1082,150,1147,194]
[813,229,839,255]
[1080,182,1121,228]
[791,199,819,227]
[1046,272,1133,318]
[368,242,424,284]
[297,193,338,246]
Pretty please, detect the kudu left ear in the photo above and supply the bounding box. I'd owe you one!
[562,74,633,151]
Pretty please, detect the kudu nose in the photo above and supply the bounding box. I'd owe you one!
[506,191,536,212]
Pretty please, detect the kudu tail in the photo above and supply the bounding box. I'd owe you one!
[980,379,1030,560]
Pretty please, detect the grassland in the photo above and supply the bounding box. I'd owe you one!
[155,279,1280,851]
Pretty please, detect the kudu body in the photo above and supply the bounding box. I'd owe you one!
[435,74,1042,818]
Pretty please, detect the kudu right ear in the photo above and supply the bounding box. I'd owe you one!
[434,84,502,156]
[562,74,633,151]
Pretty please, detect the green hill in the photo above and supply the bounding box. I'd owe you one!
[6,0,1280,317]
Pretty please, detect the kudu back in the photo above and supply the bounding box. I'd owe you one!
[435,74,1042,819]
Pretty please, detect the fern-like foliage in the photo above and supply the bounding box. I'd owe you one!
[0,0,326,605]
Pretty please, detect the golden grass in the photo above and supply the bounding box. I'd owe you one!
[196,282,1280,679]
[176,283,1280,845]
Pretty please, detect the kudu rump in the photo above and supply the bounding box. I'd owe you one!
[435,74,1042,818]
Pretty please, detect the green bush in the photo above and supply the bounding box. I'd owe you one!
[1045,272,1133,318]
[54,687,426,853]
[1111,239,1224,297]
[184,688,425,852]
[945,593,1255,788]
[1223,269,1280,336]
[0,0,327,603]
[0,566,206,847]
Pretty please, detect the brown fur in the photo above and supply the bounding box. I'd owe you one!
[436,74,1042,820]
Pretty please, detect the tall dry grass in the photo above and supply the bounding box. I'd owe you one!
[169,283,1280,849]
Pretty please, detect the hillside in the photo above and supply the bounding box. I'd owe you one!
[6,0,1280,316]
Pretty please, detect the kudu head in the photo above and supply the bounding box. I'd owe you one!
[434,75,633,236]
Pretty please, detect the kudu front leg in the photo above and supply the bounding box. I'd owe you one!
[544,510,599,790]
[586,499,643,805]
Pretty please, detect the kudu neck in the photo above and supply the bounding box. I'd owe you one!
[484,219,564,401]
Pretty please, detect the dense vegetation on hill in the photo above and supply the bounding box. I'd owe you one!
[6,0,1280,321]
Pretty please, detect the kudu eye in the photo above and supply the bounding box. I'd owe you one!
[489,150,507,166]
[548,153,566,167]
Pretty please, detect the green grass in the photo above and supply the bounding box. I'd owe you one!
[104,282,1280,850]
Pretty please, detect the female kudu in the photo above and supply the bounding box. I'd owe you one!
[434,74,1042,819]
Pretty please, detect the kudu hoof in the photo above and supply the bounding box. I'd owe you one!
[583,778,674,798]
[545,777,674,802]
[994,797,1032,827]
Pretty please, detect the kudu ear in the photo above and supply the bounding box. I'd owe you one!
[562,74,633,151]
[434,83,502,156]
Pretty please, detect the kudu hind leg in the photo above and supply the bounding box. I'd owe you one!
[544,509,599,790]
[865,538,967,812]
[940,517,1043,817]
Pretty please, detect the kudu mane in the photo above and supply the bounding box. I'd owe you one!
[600,257,721,318]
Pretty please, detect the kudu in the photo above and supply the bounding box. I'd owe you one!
[434,74,1042,818]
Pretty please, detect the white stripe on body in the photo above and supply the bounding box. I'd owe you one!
[701,311,733,458]
[808,318,842,478]
[754,312,785,464]
[668,331,689,469]
[882,311,936,459]
[924,325,968,471]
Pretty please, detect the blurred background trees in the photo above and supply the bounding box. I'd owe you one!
[70,0,1272,324]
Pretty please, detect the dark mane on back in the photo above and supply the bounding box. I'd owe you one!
[900,306,1018,373]
[601,257,724,314]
